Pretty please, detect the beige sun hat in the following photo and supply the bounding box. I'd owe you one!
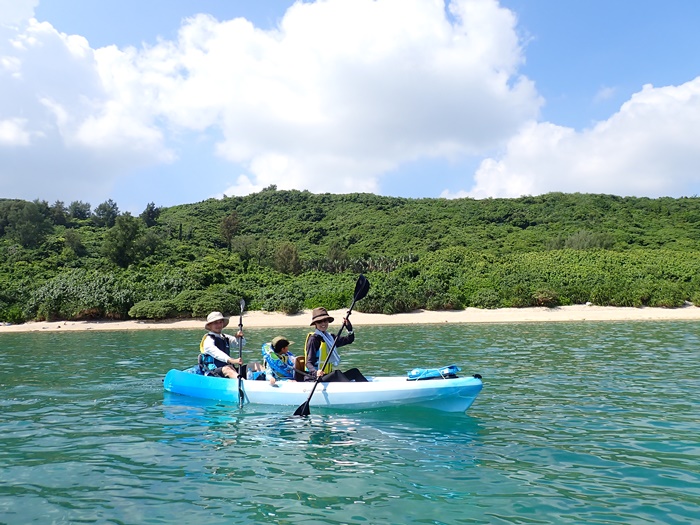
[271,336,294,353]
[205,311,229,331]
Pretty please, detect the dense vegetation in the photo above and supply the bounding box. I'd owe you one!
[1,187,700,324]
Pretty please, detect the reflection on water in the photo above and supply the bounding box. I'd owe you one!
[156,394,484,524]
[1,321,699,524]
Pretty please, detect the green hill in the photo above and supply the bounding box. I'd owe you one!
[1,188,699,323]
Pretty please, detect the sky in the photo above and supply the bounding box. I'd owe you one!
[2,0,700,214]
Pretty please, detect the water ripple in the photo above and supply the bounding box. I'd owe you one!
[1,322,699,524]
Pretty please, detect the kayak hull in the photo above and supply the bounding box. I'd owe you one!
[163,367,483,413]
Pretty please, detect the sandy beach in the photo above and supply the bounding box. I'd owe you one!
[2,304,700,333]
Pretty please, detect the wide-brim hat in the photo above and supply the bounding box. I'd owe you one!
[271,336,294,353]
[205,311,229,331]
[310,307,334,326]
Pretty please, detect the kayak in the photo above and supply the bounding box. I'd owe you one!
[163,366,483,413]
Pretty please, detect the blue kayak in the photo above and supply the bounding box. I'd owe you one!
[163,366,483,413]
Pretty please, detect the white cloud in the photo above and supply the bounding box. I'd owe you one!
[170,0,540,194]
[0,0,38,26]
[2,0,541,205]
[0,17,172,204]
[449,78,700,199]
[220,174,263,198]
[15,0,699,207]
[594,85,616,103]
[0,117,31,145]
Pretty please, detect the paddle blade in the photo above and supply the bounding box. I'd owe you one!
[354,274,370,302]
[293,401,310,417]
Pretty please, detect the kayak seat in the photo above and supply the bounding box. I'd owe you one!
[294,356,306,382]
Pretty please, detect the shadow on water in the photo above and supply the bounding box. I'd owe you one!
[161,391,483,449]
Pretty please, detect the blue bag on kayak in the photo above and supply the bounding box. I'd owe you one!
[407,364,461,381]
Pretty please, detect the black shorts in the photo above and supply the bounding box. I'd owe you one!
[204,364,247,378]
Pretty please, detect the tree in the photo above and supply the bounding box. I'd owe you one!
[326,241,348,273]
[32,199,52,219]
[231,235,257,271]
[6,201,53,247]
[220,211,240,252]
[139,202,161,228]
[102,213,141,267]
[68,201,90,219]
[0,200,24,236]
[134,230,162,260]
[68,201,91,220]
[274,242,302,275]
[64,229,86,256]
[93,199,120,228]
[255,238,272,267]
[50,200,68,226]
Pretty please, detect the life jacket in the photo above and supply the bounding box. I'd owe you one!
[261,342,296,379]
[199,333,231,371]
[304,332,335,374]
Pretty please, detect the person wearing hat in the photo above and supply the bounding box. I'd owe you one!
[261,336,298,386]
[199,311,246,378]
[304,307,368,382]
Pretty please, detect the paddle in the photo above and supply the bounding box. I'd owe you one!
[237,298,245,408]
[293,274,370,417]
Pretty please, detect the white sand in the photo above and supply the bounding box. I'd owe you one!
[2,304,700,333]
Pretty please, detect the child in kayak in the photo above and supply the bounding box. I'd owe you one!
[262,336,297,386]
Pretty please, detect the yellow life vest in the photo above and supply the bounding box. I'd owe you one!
[304,332,334,374]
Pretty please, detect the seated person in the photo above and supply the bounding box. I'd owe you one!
[199,311,245,378]
[305,307,367,382]
[262,336,297,386]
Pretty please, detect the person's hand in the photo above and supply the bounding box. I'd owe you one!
[228,357,242,365]
[343,318,353,332]
[316,370,324,378]
[269,376,277,387]
[236,330,244,338]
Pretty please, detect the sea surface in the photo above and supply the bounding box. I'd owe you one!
[1,321,699,524]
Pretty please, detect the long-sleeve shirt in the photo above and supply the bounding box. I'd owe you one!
[202,332,246,366]
[305,331,354,373]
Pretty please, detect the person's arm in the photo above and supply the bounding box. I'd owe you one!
[226,332,246,348]
[334,332,355,348]
[334,318,355,348]
[224,333,245,365]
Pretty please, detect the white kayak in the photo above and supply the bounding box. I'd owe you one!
[163,366,483,413]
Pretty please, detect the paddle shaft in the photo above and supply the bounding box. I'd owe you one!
[294,274,369,416]
[296,312,351,409]
[237,299,245,407]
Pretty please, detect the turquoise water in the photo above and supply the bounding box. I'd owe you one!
[1,321,699,524]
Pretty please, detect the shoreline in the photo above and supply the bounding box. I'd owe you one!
[1,304,700,333]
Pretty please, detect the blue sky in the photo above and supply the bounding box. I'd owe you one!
[2,0,700,214]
